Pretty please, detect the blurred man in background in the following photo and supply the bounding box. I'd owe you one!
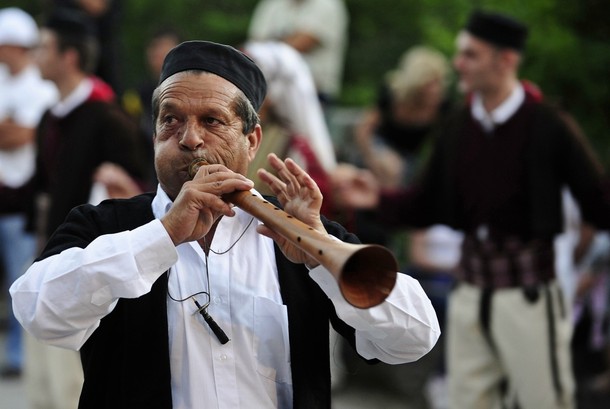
[335,10,610,409]
[20,7,147,408]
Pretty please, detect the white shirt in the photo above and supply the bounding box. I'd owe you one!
[50,77,93,118]
[10,186,440,409]
[248,0,349,97]
[471,82,525,133]
[0,63,58,187]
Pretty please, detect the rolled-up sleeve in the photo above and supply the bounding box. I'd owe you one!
[9,219,177,351]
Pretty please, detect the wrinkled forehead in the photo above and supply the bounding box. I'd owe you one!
[158,71,242,98]
[155,71,246,117]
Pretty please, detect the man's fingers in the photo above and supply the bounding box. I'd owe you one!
[265,154,311,197]
[257,169,289,203]
[188,172,254,196]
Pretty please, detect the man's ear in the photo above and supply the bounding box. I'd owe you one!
[500,49,520,71]
[246,124,263,162]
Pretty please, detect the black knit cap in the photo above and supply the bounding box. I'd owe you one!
[465,10,529,51]
[159,40,267,111]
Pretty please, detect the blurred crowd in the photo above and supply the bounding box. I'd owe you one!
[1,1,610,408]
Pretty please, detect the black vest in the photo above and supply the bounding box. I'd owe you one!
[39,193,364,409]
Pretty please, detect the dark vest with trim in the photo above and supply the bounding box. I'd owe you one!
[39,193,362,409]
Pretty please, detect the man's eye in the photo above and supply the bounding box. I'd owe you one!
[163,116,177,125]
[205,117,221,125]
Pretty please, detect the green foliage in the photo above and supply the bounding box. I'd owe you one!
[4,0,609,162]
[118,0,259,93]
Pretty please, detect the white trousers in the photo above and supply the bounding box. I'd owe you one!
[24,333,83,409]
[447,281,575,409]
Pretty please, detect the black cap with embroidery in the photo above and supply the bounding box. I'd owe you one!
[465,10,529,51]
[159,40,267,111]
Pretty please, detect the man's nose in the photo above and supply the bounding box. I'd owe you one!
[179,123,204,151]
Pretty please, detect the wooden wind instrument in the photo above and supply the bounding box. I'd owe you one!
[189,159,397,308]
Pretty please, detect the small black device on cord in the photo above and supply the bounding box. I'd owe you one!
[193,299,230,344]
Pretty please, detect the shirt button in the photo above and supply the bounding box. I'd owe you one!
[213,296,221,304]
[220,354,228,361]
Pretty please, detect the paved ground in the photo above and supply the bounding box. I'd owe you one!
[0,329,27,409]
[0,372,26,409]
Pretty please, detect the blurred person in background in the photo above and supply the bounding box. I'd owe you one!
[46,0,124,94]
[248,0,349,111]
[338,45,460,408]
[0,7,58,380]
[242,40,337,215]
[123,26,182,140]
[354,46,451,190]
[350,45,456,248]
[334,10,610,409]
[32,6,148,238]
[19,7,148,409]
[122,26,183,188]
[567,223,610,407]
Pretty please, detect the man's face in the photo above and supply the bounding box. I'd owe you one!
[0,44,30,67]
[0,45,12,64]
[35,29,63,83]
[452,31,503,94]
[146,36,178,78]
[153,71,261,200]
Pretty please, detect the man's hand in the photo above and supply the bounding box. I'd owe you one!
[0,121,35,150]
[93,162,143,199]
[330,163,381,209]
[256,153,326,266]
[161,164,254,245]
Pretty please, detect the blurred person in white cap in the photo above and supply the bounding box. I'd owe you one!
[243,41,338,218]
[248,0,349,112]
[0,7,58,379]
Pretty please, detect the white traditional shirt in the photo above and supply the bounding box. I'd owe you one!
[471,81,525,133]
[11,186,440,409]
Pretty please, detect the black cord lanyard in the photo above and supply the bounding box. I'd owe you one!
[167,261,230,345]
[166,217,254,345]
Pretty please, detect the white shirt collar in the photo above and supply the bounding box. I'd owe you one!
[51,77,93,118]
[471,82,525,132]
[152,184,173,218]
